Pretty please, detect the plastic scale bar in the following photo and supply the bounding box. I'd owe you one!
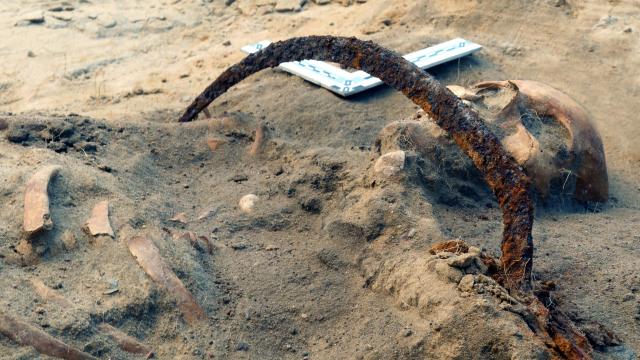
[240,38,482,96]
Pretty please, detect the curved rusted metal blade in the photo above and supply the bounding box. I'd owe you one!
[178,35,534,294]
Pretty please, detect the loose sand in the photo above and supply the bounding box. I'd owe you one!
[1,0,639,358]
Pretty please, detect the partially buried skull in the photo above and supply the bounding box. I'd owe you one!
[376,80,608,204]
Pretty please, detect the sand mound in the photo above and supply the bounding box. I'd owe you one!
[0,111,634,358]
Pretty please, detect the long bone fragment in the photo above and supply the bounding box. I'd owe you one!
[28,278,153,356]
[23,165,62,237]
[98,323,154,357]
[178,36,534,294]
[0,311,97,360]
[127,235,206,325]
[83,200,115,238]
[29,278,74,308]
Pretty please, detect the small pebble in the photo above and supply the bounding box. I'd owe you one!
[239,194,258,213]
[231,243,247,250]
[374,150,405,176]
[458,274,475,292]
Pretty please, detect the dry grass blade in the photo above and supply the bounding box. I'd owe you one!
[0,311,97,360]
[126,235,206,325]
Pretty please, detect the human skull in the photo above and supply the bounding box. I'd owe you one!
[376,80,608,204]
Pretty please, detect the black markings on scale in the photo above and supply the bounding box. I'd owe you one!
[241,38,481,96]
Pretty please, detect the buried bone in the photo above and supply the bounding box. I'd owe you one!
[0,311,97,360]
[169,212,188,224]
[23,165,62,237]
[249,122,267,156]
[27,278,153,356]
[171,230,215,254]
[379,80,608,204]
[452,80,608,203]
[98,323,154,357]
[373,150,405,176]
[29,278,75,308]
[239,194,259,213]
[83,200,115,238]
[127,234,206,325]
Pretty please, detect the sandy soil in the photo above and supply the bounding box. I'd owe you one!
[1,0,639,359]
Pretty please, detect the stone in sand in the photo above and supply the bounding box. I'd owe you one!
[275,0,304,12]
[239,194,258,213]
[373,150,405,176]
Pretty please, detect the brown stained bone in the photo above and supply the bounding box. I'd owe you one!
[206,137,227,152]
[169,212,188,224]
[510,80,607,203]
[126,235,206,325]
[198,235,214,255]
[23,165,62,237]
[83,200,115,238]
[171,230,214,255]
[98,323,154,357]
[29,278,74,309]
[27,279,153,357]
[473,80,608,203]
[0,311,97,360]
[177,36,534,295]
[249,122,267,156]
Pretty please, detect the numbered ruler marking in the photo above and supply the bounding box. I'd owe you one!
[240,38,482,96]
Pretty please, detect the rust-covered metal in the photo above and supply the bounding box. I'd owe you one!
[179,35,534,294]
